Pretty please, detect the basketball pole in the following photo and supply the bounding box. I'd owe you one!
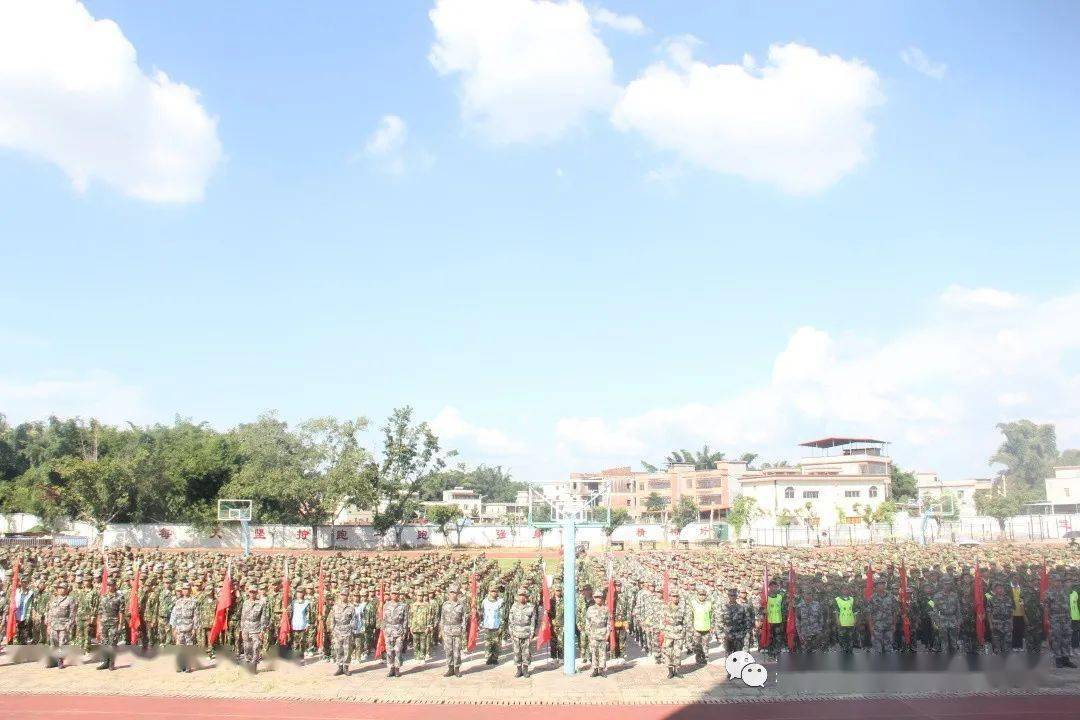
[241,519,250,557]
[562,514,576,676]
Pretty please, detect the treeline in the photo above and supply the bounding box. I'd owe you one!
[0,407,523,534]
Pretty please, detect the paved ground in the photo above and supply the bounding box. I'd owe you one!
[2,641,1078,706]
[6,694,1080,720]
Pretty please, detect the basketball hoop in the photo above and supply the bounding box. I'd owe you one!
[217,499,253,556]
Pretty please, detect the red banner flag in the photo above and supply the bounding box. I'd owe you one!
[373,582,387,659]
[1040,562,1050,637]
[785,563,797,652]
[208,565,233,646]
[127,567,143,645]
[661,570,670,602]
[607,574,617,651]
[536,572,552,650]
[315,563,326,652]
[864,562,874,601]
[974,561,986,647]
[277,561,291,647]
[466,572,479,652]
[899,560,911,646]
[3,559,19,644]
[759,564,771,649]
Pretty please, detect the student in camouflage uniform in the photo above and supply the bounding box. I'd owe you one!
[438,583,467,677]
[330,589,354,676]
[584,590,610,677]
[687,587,714,664]
[73,578,97,654]
[480,585,504,666]
[382,587,408,677]
[157,579,175,648]
[987,581,1013,654]
[196,584,217,659]
[796,582,826,652]
[721,588,753,652]
[239,585,268,670]
[30,579,50,645]
[288,587,314,658]
[96,579,125,670]
[550,584,563,662]
[170,582,199,672]
[660,593,684,679]
[45,582,76,669]
[867,579,897,653]
[833,585,859,653]
[408,588,435,662]
[1046,572,1077,668]
[508,586,537,678]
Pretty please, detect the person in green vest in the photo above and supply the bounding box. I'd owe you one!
[765,578,786,657]
[1070,577,1079,649]
[833,586,859,653]
[688,586,715,665]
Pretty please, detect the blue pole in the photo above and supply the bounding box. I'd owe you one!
[562,516,576,676]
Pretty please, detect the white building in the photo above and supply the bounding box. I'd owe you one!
[915,473,993,516]
[1045,466,1080,513]
[738,437,893,525]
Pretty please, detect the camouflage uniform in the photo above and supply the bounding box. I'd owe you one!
[721,596,754,652]
[239,593,268,666]
[584,599,610,675]
[408,595,435,661]
[97,590,125,669]
[381,597,408,674]
[46,591,76,650]
[796,594,826,652]
[1046,579,1075,663]
[867,588,897,653]
[508,595,537,676]
[73,585,97,653]
[987,590,1013,654]
[330,598,354,673]
[171,595,199,646]
[660,600,684,677]
[438,591,468,675]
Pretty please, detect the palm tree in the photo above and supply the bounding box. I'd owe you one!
[666,444,725,471]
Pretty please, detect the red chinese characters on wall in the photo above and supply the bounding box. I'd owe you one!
[335,529,348,541]
[533,529,542,538]
[495,530,507,540]
[296,529,310,541]
[157,527,172,540]
[416,530,429,540]
[636,527,646,537]
[253,527,266,540]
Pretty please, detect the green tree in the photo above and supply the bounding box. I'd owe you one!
[644,492,668,519]
[604,507,630,536]
[640,460,659,472]
[739,452,759,467]
[974,486,1031,531]
[726,495,758,539]
[369,407,447,547]
[671,497,700,531]
[889,466,918,501]
[423,464,521,503]
[990,420,1059,497]
[426,504,463,547]
[1059,448,1080,466]
[666,445,725,471]
[776,509,796,528]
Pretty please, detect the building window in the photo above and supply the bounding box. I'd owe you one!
[845,490,861,498]
[869,486,878,498]
[784,487,795,499]
[802,490,819,499]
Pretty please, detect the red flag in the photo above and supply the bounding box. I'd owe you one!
[864,562,874,601]
[277,562,291,646]
[127,568,143,645]
[899,560,911,646]
[3,559,19,644]
[759,564,771,649]
[315,564,326,652]
[466,572,479,652]
[208,565,233,646]
[1040,562,1050,637]
[607,574,617,651]
[374,582,387,659]
[785,563,796,652]
[661,570,670,602]
[536,572,552,650]
[974,562,986,647]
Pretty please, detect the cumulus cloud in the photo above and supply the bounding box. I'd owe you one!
[591,7,647,35]
[0,371,148,425]
[431,406,527,456]
[362,114,408,175]
[556,287,1080,479]
[428,0,618,144]
[0,0,221,202]
[940,285,1025,310]
[611,40,884,194]
[900,46,946,80]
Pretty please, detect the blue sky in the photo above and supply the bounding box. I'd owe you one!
[2,1,1079,483]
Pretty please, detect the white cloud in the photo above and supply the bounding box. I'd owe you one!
[431,406,527,456]
[556,287,1080,479]
[900,46,946,80]
[612,40,884,194]
[363,114,408,175]
[940,285,1025,310]
[0,0,221,202]
[428,0,618,144]
[591,7,647,35]
[0,371,147,425]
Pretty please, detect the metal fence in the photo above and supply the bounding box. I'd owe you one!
[0,535,89,548]
[746,514,1078,547]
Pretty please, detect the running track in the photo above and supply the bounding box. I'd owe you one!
[6,694,1080,720]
